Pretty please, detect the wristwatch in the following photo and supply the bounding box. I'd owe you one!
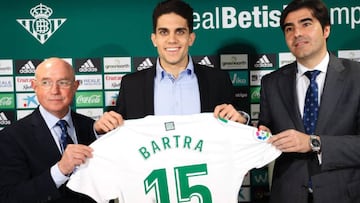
[309,135,321,153]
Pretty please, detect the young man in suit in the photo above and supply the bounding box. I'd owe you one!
[111,0,248,124]
[259,0,360,202]
[97,0,249,132]
[0,58,122,203]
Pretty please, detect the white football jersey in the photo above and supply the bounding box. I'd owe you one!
[67,113,281,203]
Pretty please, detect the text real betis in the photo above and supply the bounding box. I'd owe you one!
[193,5,360,30]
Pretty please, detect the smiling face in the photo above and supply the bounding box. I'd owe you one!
[151,12,195,72]
[31,58,79,118]
[283,8,330,67]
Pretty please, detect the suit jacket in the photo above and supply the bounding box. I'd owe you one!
[0,107,97,203]
[114,63,235,119]
[259,53,360,203]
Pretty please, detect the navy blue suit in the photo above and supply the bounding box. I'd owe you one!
[0,107,97,203]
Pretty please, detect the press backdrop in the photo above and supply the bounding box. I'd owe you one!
[0,1,359,202]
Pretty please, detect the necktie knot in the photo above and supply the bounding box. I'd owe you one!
[56,120,68,132]
[304,70,320,81]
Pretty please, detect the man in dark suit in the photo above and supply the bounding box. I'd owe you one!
[258,0,360,203]
[0,58,122,203]
[111,0,248,124]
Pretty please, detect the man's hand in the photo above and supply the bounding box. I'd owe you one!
[213,104,248,124]
[258,125,271,132]
[57,144,93,176]
[94,111,124,134]
[268,129,312,153]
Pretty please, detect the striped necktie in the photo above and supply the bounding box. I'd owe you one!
[56,120,73,152]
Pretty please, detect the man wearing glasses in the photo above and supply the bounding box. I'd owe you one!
[0,57,122,203]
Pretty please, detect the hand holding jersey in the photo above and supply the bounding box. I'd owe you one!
[67,113,281,203]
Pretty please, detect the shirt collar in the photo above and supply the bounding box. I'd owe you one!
[39,105,73,129]
[297,52,329,75]
[155,55,195,81]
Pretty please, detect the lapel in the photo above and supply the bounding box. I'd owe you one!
[71,110,96,144]
[194,64,209,112]
[143,67,156,115]
[316,54,346,134]
[31,108,62,161]
[277,63,305,131]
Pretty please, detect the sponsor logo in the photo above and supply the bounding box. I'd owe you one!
[255,129,272,142]
[75,58,101,73]
[103,57,131,73]
[0,77,14,92]
[104,74,124,90]
[338,50,360,62]
[251,168,269,186]
[136,58,154,71]
[228,71,248,86]
[250,70,273,86]
[0,94,15,109]
[279,52,296,67]
[15,76,34,92]
[75,91,103,107]
[220,54,248,70]
[15,60,42,75]
[250,87,261,103]
[17,61,36,74]
[0,111,12,126]
[235,92,248,99]
[253,54,274,68]
[197,56,214,67]
[104,91,118,106]
[16,93,38,109]
[76,75,103,90]
[76,108,104,120]
[17,3,66,44]
[0,59,13,75]
[192,55,219,68]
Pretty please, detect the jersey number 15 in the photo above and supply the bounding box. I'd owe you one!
[144,163,212,203]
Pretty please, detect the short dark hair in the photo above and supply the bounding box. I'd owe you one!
[280,0,330,32]
[152,0,194,33]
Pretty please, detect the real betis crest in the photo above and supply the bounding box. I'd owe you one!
[17,3,66,44]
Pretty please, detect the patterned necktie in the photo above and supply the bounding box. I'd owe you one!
[303,70,321,135]
[56,120,73,152]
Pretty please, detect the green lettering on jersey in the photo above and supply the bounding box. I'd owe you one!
[139,147,151,160]
[151,141,161,154]
[194,140,204,152]
[138,135,204,160]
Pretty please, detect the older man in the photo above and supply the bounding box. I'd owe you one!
[0,57,122,203]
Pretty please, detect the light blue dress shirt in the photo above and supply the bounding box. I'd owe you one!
[39,105,76,188]
[154,57,201,115]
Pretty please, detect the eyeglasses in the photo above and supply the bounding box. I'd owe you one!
[37,79,74,89]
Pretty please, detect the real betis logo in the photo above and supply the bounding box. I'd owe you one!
[17,3,66,44]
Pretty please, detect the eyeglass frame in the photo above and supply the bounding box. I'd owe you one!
[34,79,75,89]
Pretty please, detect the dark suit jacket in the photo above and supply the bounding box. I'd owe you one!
[0,107,97,203]
[115,63,235,119]
[259,53,360,203]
